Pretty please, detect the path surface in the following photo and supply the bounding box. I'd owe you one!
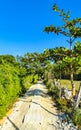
[0,82,58,130]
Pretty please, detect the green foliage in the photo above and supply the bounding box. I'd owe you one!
[49,4,81,38]
[46,80,53,89]
[21,52,52,79]
[44,3,81,95]
[46,79,60,98]
[74,41,81,55]
[72,108,81,129]
[21,75,33,90]
[45,79,72,112]
[0,58,22,118]
[33,74,38,83]
[56,98,71,112]
[0,55,37,119]
[49,86,60,99]
[0,55,16,65]
[21,74,38,93]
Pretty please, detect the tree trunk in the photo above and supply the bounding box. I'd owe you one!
[59,70,62,98]
[74,83,81,109]
[70,66,75,96]
[70,37,75,96]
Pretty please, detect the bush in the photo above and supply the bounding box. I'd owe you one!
[0,55,38,119]
[56,98,70,112]
[72,108,81,129]
[46,80,60,99]
[46,80,51,89]
[21,75,33,90]
[46,80,54,89]
[33,74,38,83]
[0,63,21,119]
[45,79,71,112]
[21,74,38,90]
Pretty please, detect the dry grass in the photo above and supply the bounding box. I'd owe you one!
[0,109,12,125]
[60,79,80,91]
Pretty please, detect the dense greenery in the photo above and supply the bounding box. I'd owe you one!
[0,55,38,119]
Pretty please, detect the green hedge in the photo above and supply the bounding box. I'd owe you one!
[0,63,21,118]
[21,74,38,91]
[0,63,38,119]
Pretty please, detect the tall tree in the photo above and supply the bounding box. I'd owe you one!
[44,4,81,96]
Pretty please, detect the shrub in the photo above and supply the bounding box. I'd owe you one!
[0,63,21,119]
[21,75,33,90]
[56,98,70,112]
[46,80,53,89]
[33,74,38,83]
[72,108,81,129]
[46,80,51,89]
[46,79,61,99]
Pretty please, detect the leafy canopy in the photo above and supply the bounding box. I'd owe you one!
[44,4,81,39]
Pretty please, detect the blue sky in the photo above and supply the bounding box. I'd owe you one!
[0,0,81,56]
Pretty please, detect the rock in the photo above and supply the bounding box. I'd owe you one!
[61,87,72,100]
[57,113,77,130]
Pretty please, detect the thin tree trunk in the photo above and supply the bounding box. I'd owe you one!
[74,83,81,109]
[70,65,75,96]
[59,70,62,98]
[70,37,75,96]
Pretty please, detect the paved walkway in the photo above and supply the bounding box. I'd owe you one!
[0,82,58,130]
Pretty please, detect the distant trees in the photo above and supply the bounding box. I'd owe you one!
[20,52,51,79]
[44,4,81,96]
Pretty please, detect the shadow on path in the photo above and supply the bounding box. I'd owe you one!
[24,88,49,97]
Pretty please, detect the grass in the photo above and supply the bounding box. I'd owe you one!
[60,79,80,91]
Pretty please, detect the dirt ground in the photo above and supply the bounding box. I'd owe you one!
[0,82,59,130]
